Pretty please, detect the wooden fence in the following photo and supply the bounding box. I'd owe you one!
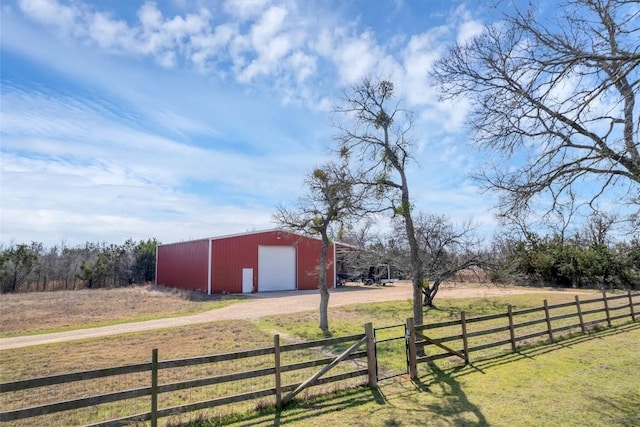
[406,290,638,374]
[0,329,376,426]
[1,290,638,425]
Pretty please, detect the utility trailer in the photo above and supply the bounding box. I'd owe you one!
[362,264,400,286]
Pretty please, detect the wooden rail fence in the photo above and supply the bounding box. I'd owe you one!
[1,290,638,425]
[1,330,375,426]
[406,290,639,372]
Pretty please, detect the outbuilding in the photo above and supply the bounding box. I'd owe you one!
[156,229,345,294]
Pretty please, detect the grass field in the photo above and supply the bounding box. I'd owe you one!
[0,285,244,337]
[1,286,638,426]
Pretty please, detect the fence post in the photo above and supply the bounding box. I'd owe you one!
[151,348,158,427]
[507,304,516,352]
[364,323,377,387]
[406,318,417,379]
[460,311,470,364]
[274,335,282,410]
[543,300,554,341]
[603,291,612,327]
[629,290,636,322]
[575,295,585,333]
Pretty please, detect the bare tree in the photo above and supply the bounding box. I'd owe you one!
[274,160,362,336]
[432,0,640,220]
[339,231,412,284]
[335,78,427,324]
[587,211,619,245]
[390,214,491,307]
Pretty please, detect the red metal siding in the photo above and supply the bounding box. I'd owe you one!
[156,240,209,292]
[210,234,257,294]
[295,236,335,291]
[210,231,335,293]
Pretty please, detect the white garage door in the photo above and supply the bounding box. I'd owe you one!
[258,246,296,291]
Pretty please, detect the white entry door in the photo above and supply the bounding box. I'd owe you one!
[258,246,296,291]
[242,268,253,293]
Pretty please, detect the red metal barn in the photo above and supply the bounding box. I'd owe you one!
[156,230,340,294]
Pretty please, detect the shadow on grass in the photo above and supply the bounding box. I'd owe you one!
[435,322,640,380]
[413,360,489,426]
[588,390,640,427]
[170,386,387,427]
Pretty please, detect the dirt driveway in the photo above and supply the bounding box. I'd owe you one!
[0,282,576,350]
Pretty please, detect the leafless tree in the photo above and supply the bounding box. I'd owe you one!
[334,78,427,324]
[339,230,412,284]
[432,0,640,221]
[392,214,492,307]
[587,211,619,245]
[274,160,364,336]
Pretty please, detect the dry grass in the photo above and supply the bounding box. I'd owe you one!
[0,321,271,380]
[0,319,365,426]
[0,320,280,426]
[0,285,244,336]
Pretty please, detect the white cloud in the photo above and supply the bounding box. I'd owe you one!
[288,51,316,82]
[332,30,381,85]
[223,0,270,21]
[457,19,484,45]
[139,1,163,29]
[18,0,215,69]
[88,12,136,51]
[11,0,395,103]
[17,0,80,35]
[237,6,293,81]
[400,28,446,106]
[3,0,505,246]
[13,0,489,106]
[418,97,470,132]
[190,23,237,71]
[251,5,287,42]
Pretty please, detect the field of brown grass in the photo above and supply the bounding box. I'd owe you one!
[0,285,243,336]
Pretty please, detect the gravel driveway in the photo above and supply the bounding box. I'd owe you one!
[0,282,567,350]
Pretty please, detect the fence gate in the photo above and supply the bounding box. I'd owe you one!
[373,324,408,381]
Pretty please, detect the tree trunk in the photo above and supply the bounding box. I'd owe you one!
[10,272,17,293]
[423,279,442,307]
[319,234,331,336]
[399,176,424,325]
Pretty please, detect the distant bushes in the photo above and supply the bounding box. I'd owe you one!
[501,234,640,290]
[0,239,157,293]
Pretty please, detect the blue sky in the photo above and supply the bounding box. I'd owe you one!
[1,0,504,247]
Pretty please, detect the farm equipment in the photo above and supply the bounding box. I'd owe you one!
[362,264,399,286]
[336,264,403,287]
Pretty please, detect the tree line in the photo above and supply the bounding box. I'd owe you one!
[2,222,638,296]
[340,214,640,302]
[0,239,157,293]
[502,232,640,291]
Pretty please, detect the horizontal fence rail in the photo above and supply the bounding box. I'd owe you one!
[1,330,372,426]
[1,290,638,425]
[412,291,639,368]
